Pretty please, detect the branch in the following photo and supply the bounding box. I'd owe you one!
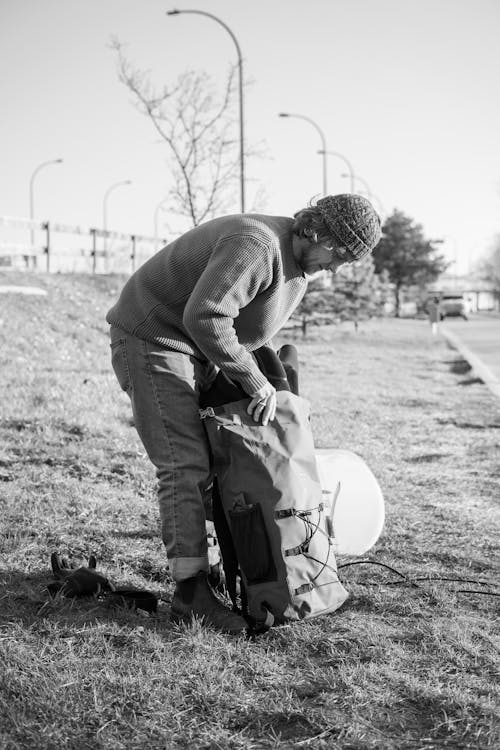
[112,38,242,225]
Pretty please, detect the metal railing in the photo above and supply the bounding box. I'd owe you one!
[0,216,166,274]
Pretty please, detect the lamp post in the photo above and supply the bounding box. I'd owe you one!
[341,171,373,199]
[278,113,328,196]
[154,197,169,251]
[103,180,131,256]
[434,235,459,282]
[318,150,354,193]
[340,172,386,219]
[167,8,246,213]
[29,158,63,246]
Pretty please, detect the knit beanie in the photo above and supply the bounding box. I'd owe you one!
[316,194,381,259]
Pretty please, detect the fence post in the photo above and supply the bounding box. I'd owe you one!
[90,228,97,274]
[43,221,51,273]
[301,315,308,338]
[131,234,136,273]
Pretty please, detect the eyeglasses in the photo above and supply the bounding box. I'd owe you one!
[326,245,358,266]
[321,234,370,263]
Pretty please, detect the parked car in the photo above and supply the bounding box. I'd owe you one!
[439,293,470,320]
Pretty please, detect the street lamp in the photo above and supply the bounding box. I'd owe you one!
[278,113,328,196]
[318,150,354,193]
[103,180,131,255]
[340,172,386,219]
[433,235,459,281]
[29,158,64,246]
[154,197,169,251]
[167,8,246,213]
[341,171,373,199]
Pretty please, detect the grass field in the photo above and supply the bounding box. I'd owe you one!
[0,270,499,750]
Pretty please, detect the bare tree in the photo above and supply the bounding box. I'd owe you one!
[112,39,241,227]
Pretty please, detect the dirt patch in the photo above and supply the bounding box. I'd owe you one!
[404,453,449,463]
[449,358,472,375]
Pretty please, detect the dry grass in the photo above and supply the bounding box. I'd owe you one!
[0,270,499,750]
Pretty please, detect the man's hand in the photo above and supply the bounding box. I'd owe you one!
[247,382,277,426]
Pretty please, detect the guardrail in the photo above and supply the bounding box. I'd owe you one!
[0,216,166,274]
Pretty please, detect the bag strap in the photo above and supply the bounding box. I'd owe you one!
[253,346,290,391]
[212,477,242,611]
[277,344,299,395]
[199,344,300,408]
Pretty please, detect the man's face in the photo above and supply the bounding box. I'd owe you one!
[300,241,350,276]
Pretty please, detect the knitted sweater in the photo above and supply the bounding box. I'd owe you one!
[106,213,307,395]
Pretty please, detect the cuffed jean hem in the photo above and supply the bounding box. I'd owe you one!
[170,555,210,582]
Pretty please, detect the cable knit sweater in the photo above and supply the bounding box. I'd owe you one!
[106,213,307,395]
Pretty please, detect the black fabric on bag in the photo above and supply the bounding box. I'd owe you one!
[228,502,276,585]
[277,344,299,396]
[199,345,299,408]
[212,478,240,608]
[198,371,245,408]
[252,348,290,392]
[201,344,299,615]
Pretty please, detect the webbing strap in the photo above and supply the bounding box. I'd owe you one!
[295,582,315,595]
[284,542,309,557]
[275,508,295,519]
[275,503,324,520]
[294,578,342,596]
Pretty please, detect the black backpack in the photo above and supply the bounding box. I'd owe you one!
[199,346,348,629]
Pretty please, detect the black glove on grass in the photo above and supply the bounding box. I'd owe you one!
[48,552,112,597]
[47,552,158,613]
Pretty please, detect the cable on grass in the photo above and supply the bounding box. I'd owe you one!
[338,559,421,588]
[338,559,500,599]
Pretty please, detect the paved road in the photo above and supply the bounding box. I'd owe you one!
[440,313,500,398]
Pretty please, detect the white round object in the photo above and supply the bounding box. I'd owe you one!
[315,449,385,556]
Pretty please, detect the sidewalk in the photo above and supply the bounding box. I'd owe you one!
[440,314,500,399]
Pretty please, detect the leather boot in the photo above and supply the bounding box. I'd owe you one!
[171,572,247,634]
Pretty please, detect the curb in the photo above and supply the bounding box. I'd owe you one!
[0,285,47,296]
[441,327,500,400]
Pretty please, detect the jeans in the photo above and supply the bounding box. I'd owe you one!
[109,326,215,581]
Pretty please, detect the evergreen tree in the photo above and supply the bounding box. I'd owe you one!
[295,256,390,331]
[333,259,390,330]
[372,210,448,316]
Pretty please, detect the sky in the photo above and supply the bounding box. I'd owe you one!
[1,0,499,273]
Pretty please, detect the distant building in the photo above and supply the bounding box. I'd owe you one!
[428,272,498,312]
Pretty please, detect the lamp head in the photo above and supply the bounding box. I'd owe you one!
[278,112,290,118]
[166,9,180,15]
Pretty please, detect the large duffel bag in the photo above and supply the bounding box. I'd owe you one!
[199,347,348,629]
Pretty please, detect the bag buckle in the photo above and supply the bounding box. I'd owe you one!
[199,407,216,419]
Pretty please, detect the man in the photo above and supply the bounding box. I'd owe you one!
[427,295,441,336]
[106,194,381,633]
